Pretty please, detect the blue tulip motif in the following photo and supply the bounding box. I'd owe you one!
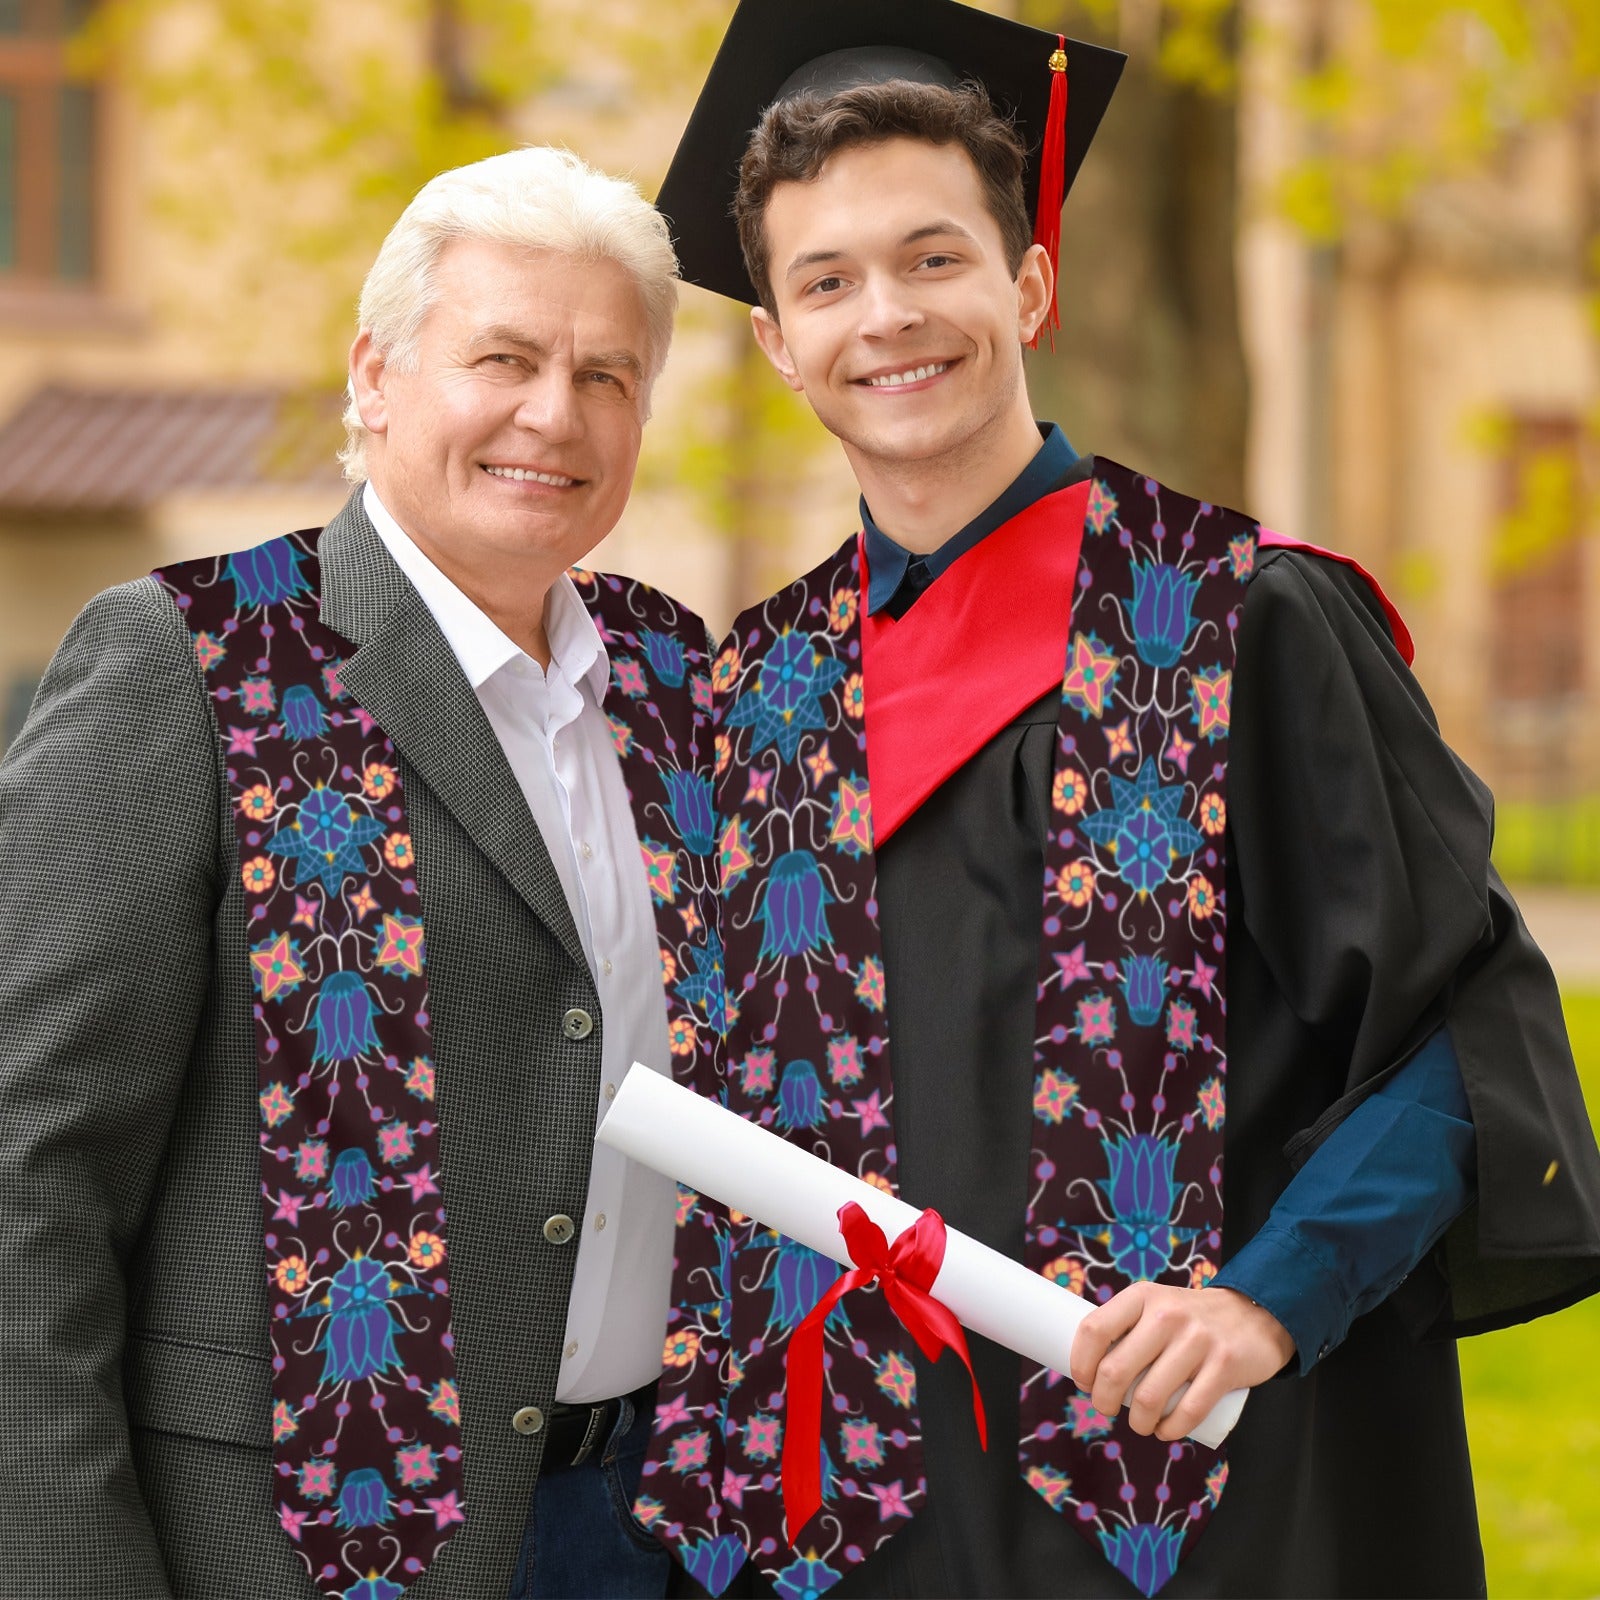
[767,1233,844,1336]
[320,1256,402,1384]
[342,1578,406,1600]
[775,1060,825,1131]
[335,1467,393,1530]
[1098,1521,1187,1598]
[774,1551,843,1600]
[281,683,327,742]
[662,768,716,854]
[639,629,689,687]
[756,850,833,959]
[224,538,311,610]
[310,970,383,1065]
[1098,1133,1180,1280]
[328,1146,376,1210]
[1121,954,1167,1028]
[680,1535,747,1596]
[674,927,729,1033]
[1127,560,1203,669]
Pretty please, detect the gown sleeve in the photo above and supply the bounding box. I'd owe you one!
[1228,548,1600,1337]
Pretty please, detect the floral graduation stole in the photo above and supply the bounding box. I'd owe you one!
[641,459,1254,1599]
[157,536,719,1600]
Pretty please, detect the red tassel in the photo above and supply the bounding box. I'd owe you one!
[1029,36,1069,352]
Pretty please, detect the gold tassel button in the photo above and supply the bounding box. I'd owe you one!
[1049,47,1069,72]
[1543,1160,1560,1186]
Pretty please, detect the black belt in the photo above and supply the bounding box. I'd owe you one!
[543,1379,656,1470]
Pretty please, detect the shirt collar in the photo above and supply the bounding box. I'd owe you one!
[861,422,1078,616]
[362,481,609,703]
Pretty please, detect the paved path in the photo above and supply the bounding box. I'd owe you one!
[1506,885,1600,990]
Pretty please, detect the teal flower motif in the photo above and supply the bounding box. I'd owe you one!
[224,538,311,611]
[675,928,729,1032]
[1099,1521,1187,1598]
[268,784,385,892]
[1080,759,1202,898]
[1098,1133,1180,1280]
[1127,560,1203,668]
[724,629,845,762]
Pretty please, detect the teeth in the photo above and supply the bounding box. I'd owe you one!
[865,362,948,388]
[484,465,577,486]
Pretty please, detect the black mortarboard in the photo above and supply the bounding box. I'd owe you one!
[657,0,1127,319]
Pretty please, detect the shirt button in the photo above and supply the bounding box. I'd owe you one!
[602,959,613,976]
[581,841,594,860]
[594,1213,607,1232]
[564,1341,579,1360]
[512,1405,545,1435]
[543,1214,576,1246]
[603,1083,617,1102]
[561,1007,593,1041]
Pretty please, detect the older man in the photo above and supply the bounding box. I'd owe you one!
[0,147,717,1600]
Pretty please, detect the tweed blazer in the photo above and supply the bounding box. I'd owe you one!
[0,495,679,1598]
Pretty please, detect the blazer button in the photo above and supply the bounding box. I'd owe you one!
[512,1405,545,1436]
[561,1007,594,1041]
[543,1214,576,1246]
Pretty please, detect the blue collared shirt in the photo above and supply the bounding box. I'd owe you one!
[860,420,1479,1368]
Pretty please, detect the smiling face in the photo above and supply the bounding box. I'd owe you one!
[352,236,652,586]
[750,136,1050,476]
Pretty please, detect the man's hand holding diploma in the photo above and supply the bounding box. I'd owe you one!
[1072,1282,1296,1442]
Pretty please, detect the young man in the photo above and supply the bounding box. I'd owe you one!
[0,148,716,1600]
[637,3,1600,1597]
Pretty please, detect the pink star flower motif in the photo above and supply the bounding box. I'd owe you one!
[1191,668,1233,741]
[721,1469,751,1507]
[854,957,886,1013]
[226,725,259,756]
[606,713,633,757]
[1105,718,1136,762]
[719,817,754,891]
[394,1443,439,1488]
[674,1185,698,1226]
[1086,477,1119,534]
[348,883,379,921]
[1166,999,1198,1051]
[403,1163,441,1202]
[250,934,306,1003]
[297,1457,336,1501]
[1165,729,1195,773]
[874,1350,916,1409]
[1067,1395,1114,1440]
[1032,1068,1079,1125]
[424,1489,466,1529]
[350,707,378,737]
[804,741,837,790]
[1053,942,1092,986]
[633,1495,665,1527]
[269,1188,303,1225]
[839,1418,884,1468]
[427,1378,460,1426]
[743,768,772,807]
[278,1503,308,1541]
[1189,955,1218,996]
[739,1048,777,1098]
[194,631,226,671]
[1061,632,1120,719]
[1197,1076,1225,1132]
[375,913,426,978]
[1025,1464,1073,1510]
[1227,534,1255,580]
[653,1392,692,1434]
[853,1089,890,1135]
[405,1056,436,1100]
[240,677,276,715]
[294,1139,329,1183]
[667,1430,712,1474]
[1074,992,1117,1046]
[679,901,703,936]
[321,660,348,701]
[292,894,319,929]
[1206,1459,1231,1506]
[612,657,648,698]
[742,1412,782,1463]
[829,777,873,859]
[271,1399,298,1443]
[640,843,677,905]
[258,1080,294,1128]
[377,1120,414,1166]
[871,1480,914,1521]
[826,1036,864,1088]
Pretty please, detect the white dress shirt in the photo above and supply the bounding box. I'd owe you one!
[364,483,676,1404]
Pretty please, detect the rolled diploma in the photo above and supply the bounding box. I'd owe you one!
[599,1063,1245,1450]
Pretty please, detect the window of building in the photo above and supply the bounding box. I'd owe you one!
[0,0,97,285]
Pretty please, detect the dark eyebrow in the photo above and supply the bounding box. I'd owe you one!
[468,327,645,380]
[783,219,980,281]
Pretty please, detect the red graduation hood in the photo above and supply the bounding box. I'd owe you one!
[859,492,1412,849]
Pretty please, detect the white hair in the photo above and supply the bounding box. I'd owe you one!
[339,145,679,482]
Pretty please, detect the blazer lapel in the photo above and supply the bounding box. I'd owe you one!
[317,493,589,973]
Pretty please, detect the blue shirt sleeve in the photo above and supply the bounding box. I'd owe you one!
[1210,1025,1476,1373]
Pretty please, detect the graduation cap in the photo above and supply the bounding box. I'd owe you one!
[656,0,1127,339]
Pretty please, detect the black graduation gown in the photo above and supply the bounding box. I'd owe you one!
[694,546,1600,1600]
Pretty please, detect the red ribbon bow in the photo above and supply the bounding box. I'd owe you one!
[782,1202,988,1542]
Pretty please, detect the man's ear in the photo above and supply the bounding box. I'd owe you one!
[349,330,390,436]
[1015,243,1055,346]
[750,305,804,394]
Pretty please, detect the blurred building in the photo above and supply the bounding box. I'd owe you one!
[3,0,1597,834]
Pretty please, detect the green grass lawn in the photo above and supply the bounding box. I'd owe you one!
[1460,990,1600,1597]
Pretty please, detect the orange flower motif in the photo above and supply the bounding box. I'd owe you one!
[273,1255,310,1294]
[363,762,398,801]
[842,672,866,721]
[828,587,859,634]
[861,1171,895,1195]
[1055,859,1097,909]
[668,1016,696,1057]
[1105,719,1136,762]
[711,646,741,692]
[714,733,732,777]
[239,783,276,822]
[1190,1259,1217,1289]
[663,1328,701,1368]
[1052,768,1087,816]
[660,946,678,985]
[349,883,379,921]
[384,832,415,870]
[241,856,276,894]
[1043,1257,1088,1296]
[1186,874,1216,920]
[409,1230,446,1270]
[1198,792,1226,836]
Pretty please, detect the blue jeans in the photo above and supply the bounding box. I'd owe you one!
[509,1390,671,1599]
